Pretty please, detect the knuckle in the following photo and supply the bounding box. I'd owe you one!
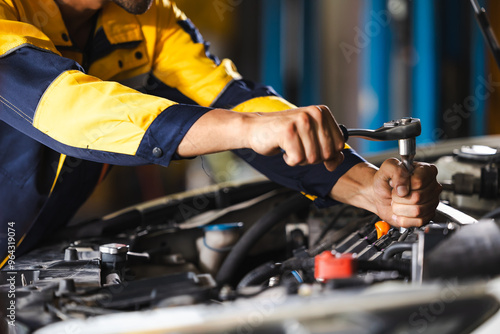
[413,205,423,217]
[307,155,317,164]
[300,115,312,130]
[284,123,297,137]
[381,158,399,169]
[429,163,439,175]
[322,147,334,160]
[335,139,345,152]
[412,178,423,190]
[298,112,311,125]
[308,106,322,118]
[286,155,300,166]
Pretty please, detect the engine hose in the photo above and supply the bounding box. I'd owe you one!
[381,242,413,260]
[357,259,411,276]
[281,257,315,271]
[237,257,315,289]
[237,262,281,289]
[216,193,311,286]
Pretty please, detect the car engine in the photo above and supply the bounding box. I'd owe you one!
[2,138,500,334]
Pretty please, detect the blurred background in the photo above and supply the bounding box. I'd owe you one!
[72,0,500,223]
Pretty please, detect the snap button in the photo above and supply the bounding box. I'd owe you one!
[134,51,143,59]
[152,147,163,158]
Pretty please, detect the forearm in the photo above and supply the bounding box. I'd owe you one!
[176,109,253,157]
[330,161,379,214]
[177,105,347,172]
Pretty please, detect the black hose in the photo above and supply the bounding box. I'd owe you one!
[358,259,411,276]
[237,262,281,289]
[281,257,315,271]
[237,257,315,289]
[381,242,413,260]
[216,193,311,286]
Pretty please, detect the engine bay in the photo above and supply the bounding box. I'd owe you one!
[3,139,500,334]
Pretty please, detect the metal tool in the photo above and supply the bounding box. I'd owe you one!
[339,117,421,174]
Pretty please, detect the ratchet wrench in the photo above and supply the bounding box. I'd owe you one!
[338,117,421,174]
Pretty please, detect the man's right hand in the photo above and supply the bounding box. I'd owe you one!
[245,105,346,171]
[177,105,347,172]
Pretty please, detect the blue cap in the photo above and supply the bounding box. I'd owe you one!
[203,222,244,231]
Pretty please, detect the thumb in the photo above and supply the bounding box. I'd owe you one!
[379,158,411,197]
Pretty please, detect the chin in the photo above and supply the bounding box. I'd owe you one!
[113,0,154,15]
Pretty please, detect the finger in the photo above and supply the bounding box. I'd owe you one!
[324,151,344,172]
[393,216,428,228]
[393,204,438,227]
[391,182,442,205]
[379,158,411,197]
[373,158,405,199]
[294,111,322,165]
[281,123,306,167]
[315,105,346,171]
[410,163,439,190]
[314,105,345,157]
[392,195,440,219]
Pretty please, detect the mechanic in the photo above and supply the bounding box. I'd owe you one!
[0,0,441,268]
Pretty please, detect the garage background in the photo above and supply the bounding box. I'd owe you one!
[71,0,500,223]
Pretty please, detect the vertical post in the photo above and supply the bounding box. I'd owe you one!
[260,0,284,96]
[299,0,320,106]
[359,0,392,153]
[412,0,437,144]
[471,8,486,136]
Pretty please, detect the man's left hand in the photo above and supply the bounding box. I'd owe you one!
[331,159,442,228]
[372,159,442,227]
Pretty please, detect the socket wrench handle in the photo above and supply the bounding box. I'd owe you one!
[339,118,421,142]
[339,117,420,174]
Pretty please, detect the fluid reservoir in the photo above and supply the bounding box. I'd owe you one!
[197,222,243,275]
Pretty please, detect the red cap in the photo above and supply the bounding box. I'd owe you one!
[314,251,356,280]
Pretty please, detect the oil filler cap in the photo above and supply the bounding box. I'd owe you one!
[375,221,391,239]
[314,251,356,281]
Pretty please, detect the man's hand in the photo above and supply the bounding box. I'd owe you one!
[372,159,442,227]
[177,105,346,171]
[246,105,345,171]
[331,159,442,228]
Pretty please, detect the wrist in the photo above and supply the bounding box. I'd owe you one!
[176,109,252,157]
[239,111,261,150]
[330,162,379,215]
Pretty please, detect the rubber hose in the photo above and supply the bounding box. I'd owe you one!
[237,257,315,289]
[281,257,315,271]
[357,259,411,276]
[216,193,311,286]
[381,242,413,260]
[237,262,281,289]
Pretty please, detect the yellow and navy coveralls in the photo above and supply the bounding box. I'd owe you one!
[0,0,364,267]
